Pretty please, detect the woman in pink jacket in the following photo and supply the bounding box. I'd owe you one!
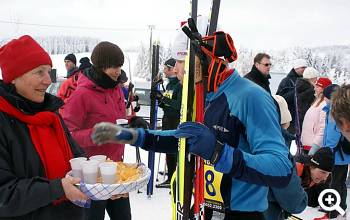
[301,77,332,154]
[63,41,130,220]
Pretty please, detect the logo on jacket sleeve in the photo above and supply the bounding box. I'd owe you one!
[212,125,230,133]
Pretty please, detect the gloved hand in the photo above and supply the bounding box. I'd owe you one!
[174,122,222,162]
[129,116,150,129]
[150,90,163,101]
[91,122,144,146]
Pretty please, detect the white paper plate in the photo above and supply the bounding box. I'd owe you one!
[67,163,151,200]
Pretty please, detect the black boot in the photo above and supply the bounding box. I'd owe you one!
[155,179,170,188]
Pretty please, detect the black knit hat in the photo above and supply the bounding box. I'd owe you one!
[323,84,340,99]
[164,58,176,68]
[64,53,76,65]
[78,57,92,70]
[91,41,124,69]
[118,69,128,83]
[310,147,335,172]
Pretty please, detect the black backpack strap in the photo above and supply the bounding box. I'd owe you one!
[335,135,345,161]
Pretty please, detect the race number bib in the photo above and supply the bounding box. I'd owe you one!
[204,160,224,212]
[163,90,173,99]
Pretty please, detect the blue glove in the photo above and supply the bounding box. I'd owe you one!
[174,122,218,161]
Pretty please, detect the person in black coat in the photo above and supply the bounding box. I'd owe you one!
[0,35,87,220]
[244,53,272,94]
[295,67,319,130]
[276,59,308,134]
[295,78,316,131]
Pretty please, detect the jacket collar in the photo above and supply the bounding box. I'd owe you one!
[249,65,271,81]
[287,68,302,79]
[0,81,63,114]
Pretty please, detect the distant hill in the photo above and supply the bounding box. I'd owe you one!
[235,45,350,84]
[0,36,100,55]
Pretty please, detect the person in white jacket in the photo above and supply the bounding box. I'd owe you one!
[301,77,332,154]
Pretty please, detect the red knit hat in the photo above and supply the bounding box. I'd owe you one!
[0,35,52,83]
[315,77,332,89]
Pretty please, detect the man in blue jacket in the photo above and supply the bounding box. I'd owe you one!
[322,84,349,219]
[91,29,292,219]
[331,84,350,146]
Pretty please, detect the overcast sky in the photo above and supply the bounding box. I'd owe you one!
[1,0,350,51]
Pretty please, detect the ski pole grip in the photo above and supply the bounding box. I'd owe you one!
[188,18,198,33]
[182,26,195,40]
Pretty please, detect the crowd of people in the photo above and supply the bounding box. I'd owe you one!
[0,20,350,220]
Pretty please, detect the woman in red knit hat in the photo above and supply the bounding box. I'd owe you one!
[301,77,332,154]
[0,35,87,220]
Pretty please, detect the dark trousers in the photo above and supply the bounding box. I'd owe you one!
[86,197,131,220]
[189,206,213,220]
[305,183,328,207]
[162,116,179,180]
[328,165,348,217]
[224,210,265,220]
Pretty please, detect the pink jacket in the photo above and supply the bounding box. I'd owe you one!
[301,100,326,147]
[63,74,126,161]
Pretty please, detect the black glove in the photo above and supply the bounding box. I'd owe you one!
[129,116,150,129]
[150,90,163,101]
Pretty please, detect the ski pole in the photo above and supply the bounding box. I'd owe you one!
[156,153,162,182]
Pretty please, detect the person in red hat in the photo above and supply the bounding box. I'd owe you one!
[0,35,87,220]
[301,77,332,154]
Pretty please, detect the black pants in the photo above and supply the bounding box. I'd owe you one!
[189,206,213,220]
[224,210,265,220]
[162,116,179,180]
[305,182,328,207]
[328,164,348,218]
[85,197,131,220]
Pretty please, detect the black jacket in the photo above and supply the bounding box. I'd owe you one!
[244,66,271,94]
[0,82,85,220]
[276,69,302,133]
[295,78,315,130]
[159,77,182,118]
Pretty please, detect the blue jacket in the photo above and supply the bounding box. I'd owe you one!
[208,71,292,212]
[264,165,307,220]
[140,71,292,212]
[264,128,306,220]
[323,103,350,165]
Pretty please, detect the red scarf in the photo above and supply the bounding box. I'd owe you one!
[0,97,73,180]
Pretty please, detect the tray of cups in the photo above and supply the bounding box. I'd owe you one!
[68,155,151,200]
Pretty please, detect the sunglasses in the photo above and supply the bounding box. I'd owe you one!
[259,63,272,67]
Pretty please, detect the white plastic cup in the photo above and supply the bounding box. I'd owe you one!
[89,155,107,164]
[81,160,99,184]
[116,118,128,126]
[69,157,87,179]
[99,162,117,184]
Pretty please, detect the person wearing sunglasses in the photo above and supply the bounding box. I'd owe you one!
[244,53,272,94]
